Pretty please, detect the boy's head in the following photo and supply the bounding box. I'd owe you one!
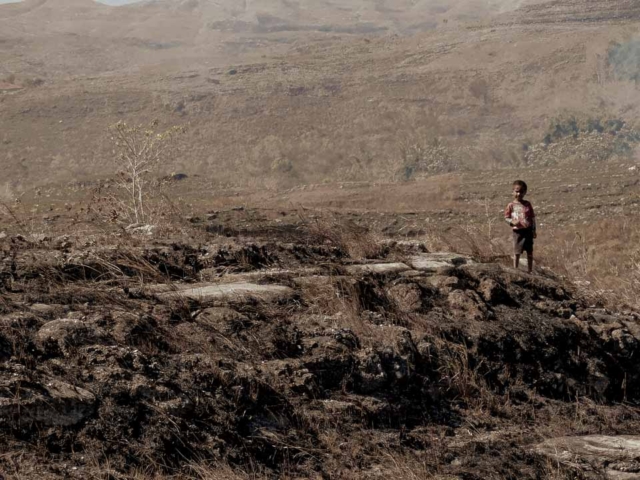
[512,180,527,201]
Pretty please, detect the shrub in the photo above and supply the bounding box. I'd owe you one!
[108,120,185,225]
[399,138,460,180]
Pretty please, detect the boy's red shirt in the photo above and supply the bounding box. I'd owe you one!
[505,200,536,231]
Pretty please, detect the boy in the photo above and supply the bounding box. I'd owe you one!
[504,180,536,273]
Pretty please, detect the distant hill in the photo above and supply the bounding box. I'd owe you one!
[0,0,639,190]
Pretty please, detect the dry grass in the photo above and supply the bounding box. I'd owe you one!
[79,461,262,480]
[298,210,383,260]
[4,206,638,480]
[537,216,640,309]
[418,209,640,311]
[299,274,384,344]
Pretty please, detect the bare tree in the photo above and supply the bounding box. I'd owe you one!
[109,120,184,225]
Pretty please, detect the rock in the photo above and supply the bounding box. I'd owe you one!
[536,435,640,479]
[30,303,58,314]
[447,290,488,321]
[378,239,428,254]
[623,320,640,342]
[409,253,475,273]
[111,313,166,348]
[156,282,293,303]
[303,333,358,389]
[125,224,156,235]
[200,267,320,282]
[36,319,106,356]
[29,303,67,318]
[590,323,624,339]
[356,351,388,393]
[195,307,250,334]
[387,283,423,312]
[294,275,349,288]
[0,376,95,427]
[591,312,623,324]
[345,263,412,275]
[478,278,510,305]
[398,270,423,278]
[611,329,638,357]
[356,327,417,392]
[424,275,460,293]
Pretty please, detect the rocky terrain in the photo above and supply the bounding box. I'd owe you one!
[2,214,640,479]
[3,0,640,477]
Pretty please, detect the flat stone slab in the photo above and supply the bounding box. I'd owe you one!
[536,435,640,479]
[157,282,293,303]
[200,267,322,283]
[293,275,349,288]
[345,263,412,275]
[409,253,475,272]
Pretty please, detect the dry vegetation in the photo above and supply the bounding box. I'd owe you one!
[2,184,640,478]
[3,0,640,190]
[3,0,640,478]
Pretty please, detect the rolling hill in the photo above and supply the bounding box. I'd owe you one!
[0,0,639,190]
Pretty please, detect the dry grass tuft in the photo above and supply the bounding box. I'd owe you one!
[298,211,383,260]
[299,274,394,346]
[538,216,640,309]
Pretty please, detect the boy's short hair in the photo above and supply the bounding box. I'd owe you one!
[513,180,528,193]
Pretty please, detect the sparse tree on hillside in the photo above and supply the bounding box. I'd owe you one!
[108,120,184,225]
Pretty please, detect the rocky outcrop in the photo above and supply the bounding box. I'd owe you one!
[537,435,640,479]
[2,236,640,479]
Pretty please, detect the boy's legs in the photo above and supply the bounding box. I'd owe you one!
[513,254,520,269]
[526,250,533,273]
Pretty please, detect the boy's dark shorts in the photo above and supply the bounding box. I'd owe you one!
[513,228,534,255]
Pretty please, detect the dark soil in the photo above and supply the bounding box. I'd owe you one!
[1,216,639,479]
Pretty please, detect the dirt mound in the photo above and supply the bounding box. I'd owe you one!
[2,226,640,479]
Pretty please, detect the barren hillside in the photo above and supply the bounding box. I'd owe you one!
[1,0,639,190]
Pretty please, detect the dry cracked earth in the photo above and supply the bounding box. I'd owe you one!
[2,215,640,479]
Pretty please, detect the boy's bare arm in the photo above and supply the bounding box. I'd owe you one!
[504,204,513,225]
